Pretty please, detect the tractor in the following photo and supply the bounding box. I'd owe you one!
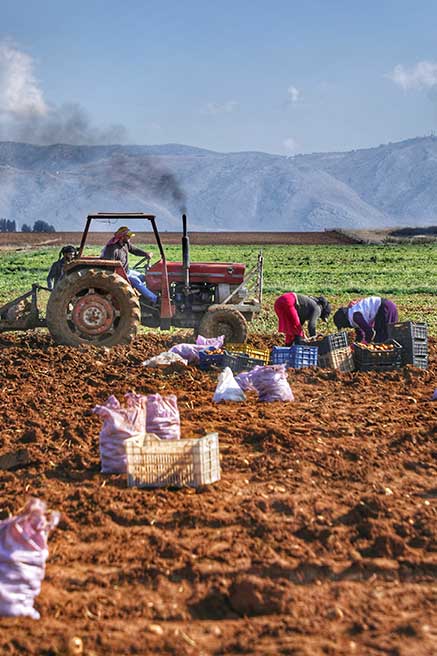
[0,212,263,346]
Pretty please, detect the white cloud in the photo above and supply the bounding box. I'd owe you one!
[287,85,301,104]
[0,40,128,144]
[203,100,239,115]
[283,137,298,154]
[0,42,47,117]
[388,61,437,90]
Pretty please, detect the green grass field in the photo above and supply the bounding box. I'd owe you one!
[0,243,436,335]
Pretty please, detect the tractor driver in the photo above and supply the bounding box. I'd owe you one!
[101,226,158,304]
[47,245,77,290]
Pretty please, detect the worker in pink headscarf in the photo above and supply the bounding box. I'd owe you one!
[101,226,157,304]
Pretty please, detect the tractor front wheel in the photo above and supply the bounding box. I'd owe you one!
[46,269,140,346]
[198,307,248,343]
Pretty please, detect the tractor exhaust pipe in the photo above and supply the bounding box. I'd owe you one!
[182,213,190,294]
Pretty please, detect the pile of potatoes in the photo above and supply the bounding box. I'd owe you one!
[356,343,394,352]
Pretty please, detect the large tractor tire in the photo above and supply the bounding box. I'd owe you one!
[46,269,141,346]
[198,307,248,343]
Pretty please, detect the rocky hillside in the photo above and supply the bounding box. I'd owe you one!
[0,137,436,231]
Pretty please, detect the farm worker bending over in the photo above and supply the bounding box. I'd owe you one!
[274,293,331,346]
[101,226,158,305]
[333,296,398,343]
[47,245,76,290]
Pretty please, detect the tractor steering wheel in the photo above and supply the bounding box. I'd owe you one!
[133,255,152,272]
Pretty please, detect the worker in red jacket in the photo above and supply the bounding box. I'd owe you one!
[274,292,331,346]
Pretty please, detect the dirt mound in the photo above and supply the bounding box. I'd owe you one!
[0,332,436,655]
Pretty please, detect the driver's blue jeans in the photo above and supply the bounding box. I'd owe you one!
[128,269,158,304]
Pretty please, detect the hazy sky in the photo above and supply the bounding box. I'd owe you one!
[1,0,437,155]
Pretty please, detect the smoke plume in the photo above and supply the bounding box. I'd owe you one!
[0,41,187,218]
[0,41,127,145]
[0,41,47,117]
[109,154,187,213]
[5,102,128,145]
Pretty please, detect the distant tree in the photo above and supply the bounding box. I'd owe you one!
[32,220,56,233]
[0,218,16,232]
[21,223,32,233]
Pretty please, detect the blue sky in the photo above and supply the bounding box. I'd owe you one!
[1,0,437,154]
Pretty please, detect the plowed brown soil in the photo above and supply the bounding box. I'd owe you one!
[0,332,436,656]
[0,230,357,248]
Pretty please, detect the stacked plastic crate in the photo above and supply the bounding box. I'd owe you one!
[317,332,355,372]
[387,321,428,370]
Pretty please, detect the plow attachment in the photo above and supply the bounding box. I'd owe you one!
[0,284,48,332]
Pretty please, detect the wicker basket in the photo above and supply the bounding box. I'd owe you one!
[319,346,355,372]
[125,432,220,488]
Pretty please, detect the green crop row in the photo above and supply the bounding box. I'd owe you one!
[0,242,436,335]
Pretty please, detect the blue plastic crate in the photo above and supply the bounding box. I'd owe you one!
[270,345,318,368]
[288,345,319,369]
[198,349,225,370]
[270,346,292,365]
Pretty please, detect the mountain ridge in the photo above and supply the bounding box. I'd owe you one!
[0,136,436,231]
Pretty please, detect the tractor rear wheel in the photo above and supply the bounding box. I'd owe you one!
[198,307,248,343]
[46,269,140,346]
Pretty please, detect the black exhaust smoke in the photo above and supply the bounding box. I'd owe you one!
[108,155,187,217]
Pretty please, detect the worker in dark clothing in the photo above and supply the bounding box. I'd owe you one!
[47,245,76,290]
[274,292,331,346]
[333,295,398,343]
[101,226,157,304]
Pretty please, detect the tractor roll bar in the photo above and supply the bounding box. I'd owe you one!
[78,213,158,257]
[77,212,173,322]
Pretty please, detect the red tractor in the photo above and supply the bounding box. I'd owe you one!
[0,213,263,346]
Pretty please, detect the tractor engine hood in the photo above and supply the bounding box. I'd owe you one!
[146,261,246,292]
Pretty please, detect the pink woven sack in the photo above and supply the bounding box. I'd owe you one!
[146,393,180,440]
[93,393,147,473]
[0,498,59,619]
[250,365,294,402]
